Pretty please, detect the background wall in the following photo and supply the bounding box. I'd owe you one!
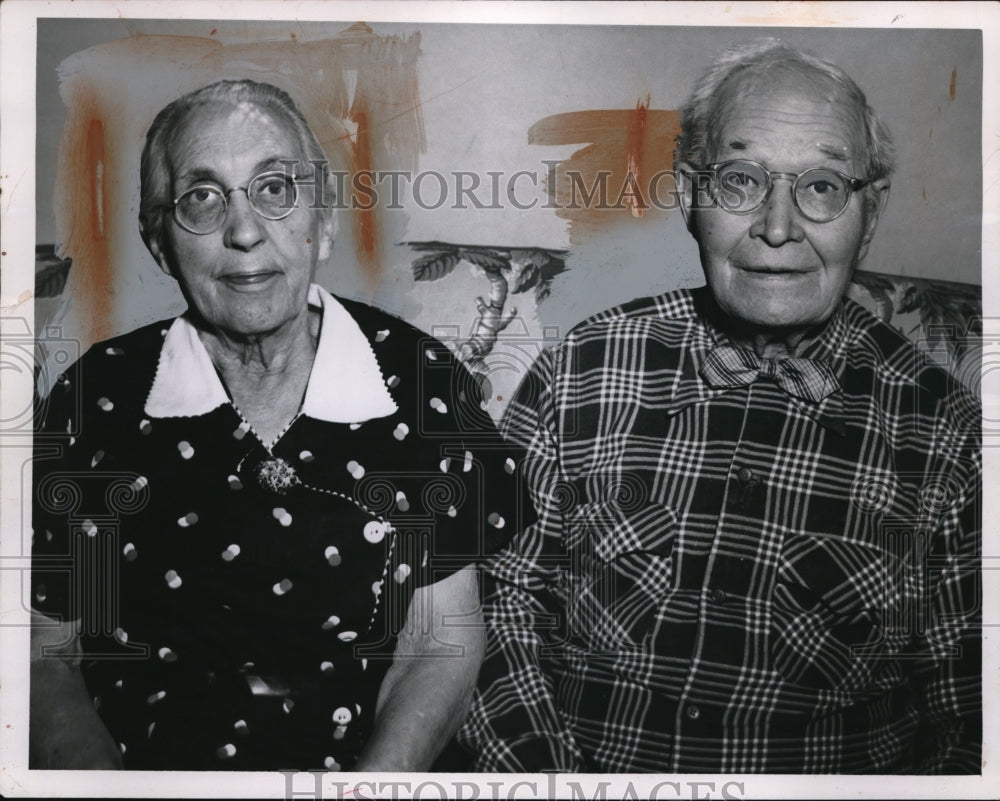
[34,19,983,413]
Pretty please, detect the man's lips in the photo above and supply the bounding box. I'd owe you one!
[219,271,280,287]
[734,264,817,275]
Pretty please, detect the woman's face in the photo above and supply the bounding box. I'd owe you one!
[150,101,333,341]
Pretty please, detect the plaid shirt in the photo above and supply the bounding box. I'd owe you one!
[461,287,981,774]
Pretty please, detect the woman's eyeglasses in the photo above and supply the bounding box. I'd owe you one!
[172,170,298,235]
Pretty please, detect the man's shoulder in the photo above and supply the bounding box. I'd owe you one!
[565,288,698,343]
[840,298,980,427]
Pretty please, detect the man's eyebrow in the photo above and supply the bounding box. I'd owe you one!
[720,140,852,164]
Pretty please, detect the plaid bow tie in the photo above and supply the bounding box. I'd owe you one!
[700,345,840,403]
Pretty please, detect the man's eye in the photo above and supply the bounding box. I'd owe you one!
[802,174,845,196]
[723,171,758,189]
[807,180,836,195]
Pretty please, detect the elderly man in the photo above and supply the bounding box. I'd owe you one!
[30,79,529,771]
[461,41,981,773]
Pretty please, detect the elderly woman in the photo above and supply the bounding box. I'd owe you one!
[30,79,529,771]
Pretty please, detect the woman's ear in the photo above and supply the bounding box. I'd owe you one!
[139,218,174,277]
[317,208,337,263]
[316,171,338,262]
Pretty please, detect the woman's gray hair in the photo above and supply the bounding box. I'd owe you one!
[675,39,895,210]
[139,79,329,251]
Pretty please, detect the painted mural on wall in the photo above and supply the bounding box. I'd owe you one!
[49,23,425,348]
[36,21,984,406]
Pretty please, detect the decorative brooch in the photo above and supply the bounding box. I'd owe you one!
[256,457,300,494]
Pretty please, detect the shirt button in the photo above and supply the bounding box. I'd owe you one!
[711,588,727,604]
[737,467,754,483]
[685,704,701,720]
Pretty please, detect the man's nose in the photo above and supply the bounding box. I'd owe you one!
[223,189,265,251]
[749,179,805,246]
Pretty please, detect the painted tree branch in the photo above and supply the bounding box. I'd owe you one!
[460,268,517,363]
[405,241,568,366]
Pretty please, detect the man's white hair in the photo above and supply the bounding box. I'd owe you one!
[675,38,895,213]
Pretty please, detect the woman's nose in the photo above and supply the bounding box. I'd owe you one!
[222,189,265,251]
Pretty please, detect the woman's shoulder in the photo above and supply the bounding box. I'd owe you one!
[333,295,456,371]
[56,317,177,403]
[331,294,494,434]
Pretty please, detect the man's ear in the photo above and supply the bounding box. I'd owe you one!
[858,178,890,262]
[139,218,174,277]
[674,162,697,232]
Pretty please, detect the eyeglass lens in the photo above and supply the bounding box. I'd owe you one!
[714,160,852,222]
[175,172,297,234]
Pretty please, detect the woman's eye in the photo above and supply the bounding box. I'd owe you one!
[191,188,214,203]
[257,177,288,197]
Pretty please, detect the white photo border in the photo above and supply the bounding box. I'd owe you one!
[2,1,997,798]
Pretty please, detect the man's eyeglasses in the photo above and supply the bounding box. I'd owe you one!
[172,171,298,235]
[697,159,870,223]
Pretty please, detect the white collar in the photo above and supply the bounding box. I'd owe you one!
[144,284,399,423]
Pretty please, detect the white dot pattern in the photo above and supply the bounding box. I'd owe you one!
[29,301,531,771]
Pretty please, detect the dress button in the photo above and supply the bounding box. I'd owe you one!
[711,588,727,604]
[737,467,754,483]
[685,704,701,720]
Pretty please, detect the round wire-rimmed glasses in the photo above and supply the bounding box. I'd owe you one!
[172,170,298,235]
[700,159,871,223]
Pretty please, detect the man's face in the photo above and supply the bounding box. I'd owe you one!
[150,102,333,340]
[680,72,887,338]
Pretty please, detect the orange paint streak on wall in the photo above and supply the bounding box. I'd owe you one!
[86,120,105,241]
[84,118,114,342]
[949,68,957,100]
[530,105,681,244]
[351,109,379,280]
[55,28,425,334]
[57,81,116,344]
[624,96,650,218]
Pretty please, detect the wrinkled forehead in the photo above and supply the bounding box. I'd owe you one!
[164,100,304,172]
[708,64,866,161]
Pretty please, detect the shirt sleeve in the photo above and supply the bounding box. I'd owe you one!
[389,336,536,590]
[458,347,588,772]
[911,410,981,774]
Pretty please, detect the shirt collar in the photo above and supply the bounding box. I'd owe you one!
[144,284,399,423]
[668,288,848,434]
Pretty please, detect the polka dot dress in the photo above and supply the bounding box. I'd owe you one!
[31,294,531,770]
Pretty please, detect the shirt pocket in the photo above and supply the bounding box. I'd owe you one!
[770,533,915,693]
[560,499,678,651]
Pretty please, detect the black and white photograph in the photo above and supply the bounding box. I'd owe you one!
[1,1,996,797]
